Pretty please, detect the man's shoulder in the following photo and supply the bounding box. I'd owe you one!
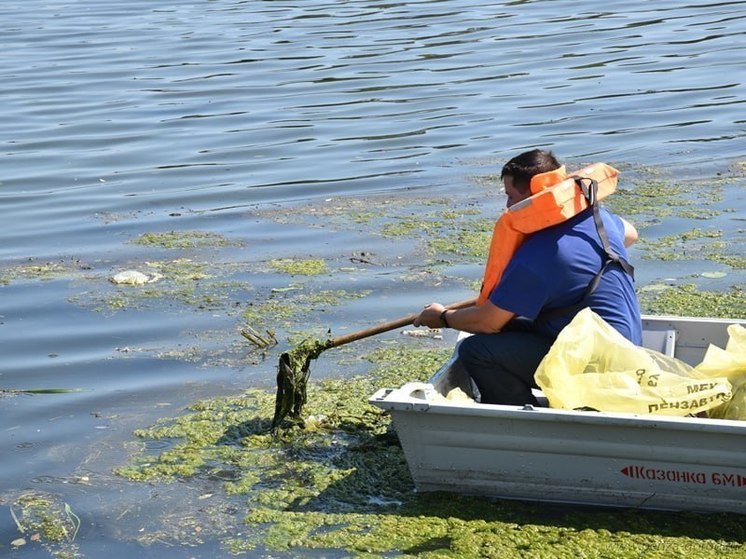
[558,206,623,235]
[527,210,591,242]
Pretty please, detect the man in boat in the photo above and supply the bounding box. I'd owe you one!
[414,149,642,406]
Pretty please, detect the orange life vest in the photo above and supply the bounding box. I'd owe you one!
[477,163,620,305]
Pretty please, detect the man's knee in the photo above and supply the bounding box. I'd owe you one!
[457,332,551,398]
[457,333,493,365]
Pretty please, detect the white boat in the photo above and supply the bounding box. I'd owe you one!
[369,315,746,514]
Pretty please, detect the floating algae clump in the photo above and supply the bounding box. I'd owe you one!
[0,259,84,285]
[638,228,741,266]
[3,491,81,558]
[603,175,723,219]
[429,228,492,260]
[640,284,746,318]
[241,289,368,327]
[70,258,249,315]
[269,258,327,276]
[132,230,241,250]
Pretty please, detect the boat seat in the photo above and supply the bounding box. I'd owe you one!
[641,328,677,358]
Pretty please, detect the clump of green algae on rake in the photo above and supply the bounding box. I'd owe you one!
[272,338,334,431]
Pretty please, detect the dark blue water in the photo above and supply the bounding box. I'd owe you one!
[1,0,745,556]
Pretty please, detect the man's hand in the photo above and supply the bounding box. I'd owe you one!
[620,217,638,247]
[414,303,446,328]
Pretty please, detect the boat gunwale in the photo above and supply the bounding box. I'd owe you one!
[371,385,746,433]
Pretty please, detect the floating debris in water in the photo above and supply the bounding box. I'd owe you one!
[110,270,162,285]
[401,328,443,339]
[240,325,277,349]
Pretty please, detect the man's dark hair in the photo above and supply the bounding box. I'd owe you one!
[500,149,561,194]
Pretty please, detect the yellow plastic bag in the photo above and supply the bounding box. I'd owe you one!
[534,308,732,416]
[696,324,746,420]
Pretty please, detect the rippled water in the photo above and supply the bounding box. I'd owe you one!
[1,0,745,556]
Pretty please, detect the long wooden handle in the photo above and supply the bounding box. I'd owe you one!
[328,297,477,349]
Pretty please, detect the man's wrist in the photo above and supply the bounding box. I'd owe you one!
[439,309,450,328]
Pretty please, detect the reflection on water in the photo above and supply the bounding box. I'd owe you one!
[1,0,745,556]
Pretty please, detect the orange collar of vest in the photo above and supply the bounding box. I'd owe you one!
[529,165,566,195]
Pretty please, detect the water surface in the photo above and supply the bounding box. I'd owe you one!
[1,0,745,556]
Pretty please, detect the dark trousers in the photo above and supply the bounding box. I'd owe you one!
[457,319,555,406]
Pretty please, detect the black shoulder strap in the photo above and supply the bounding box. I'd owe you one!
[539,177,634,321]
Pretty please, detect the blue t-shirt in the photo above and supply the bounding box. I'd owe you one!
[490,206,642,344]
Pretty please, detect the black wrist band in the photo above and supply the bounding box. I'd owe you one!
[440,309,449,328]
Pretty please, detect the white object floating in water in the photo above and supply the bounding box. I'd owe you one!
[110,270,163,285]
[701,271,727,279]
[402,329,443,339]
